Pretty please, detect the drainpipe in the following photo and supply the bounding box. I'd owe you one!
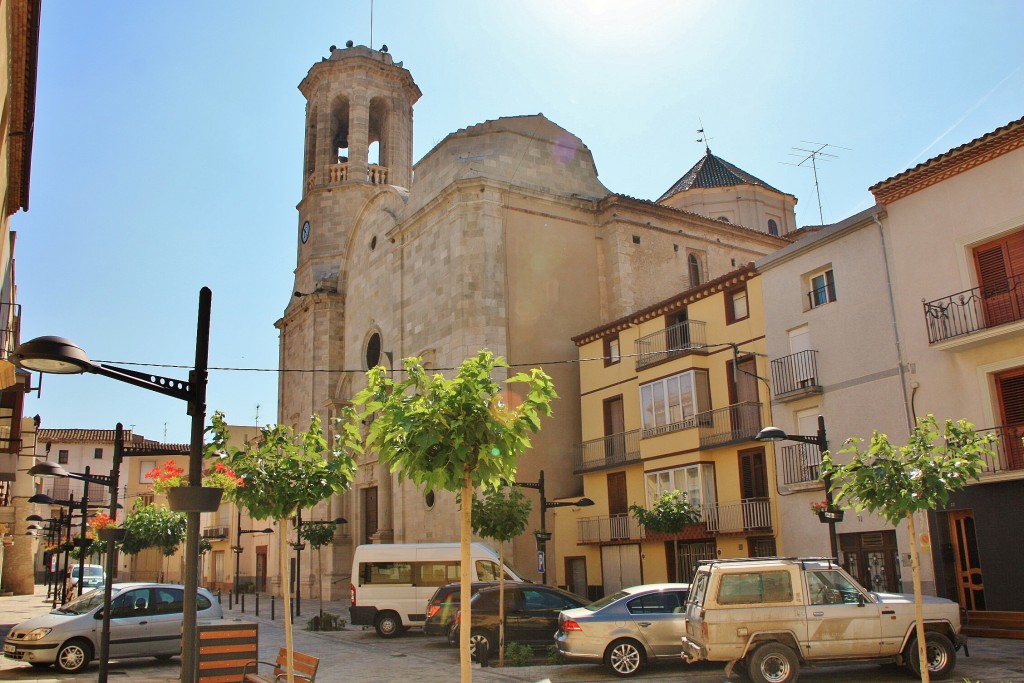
[871,212,914,433]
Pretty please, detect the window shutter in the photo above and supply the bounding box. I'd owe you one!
[996,370,1024,426]
[975,244,1008,296]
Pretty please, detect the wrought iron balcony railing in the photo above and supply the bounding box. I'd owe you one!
[573,430,641,474]
[0,302,20,360]
[778,442,823,485]
[577,514,644,544]
[698,402,762,448]
[770,350,820,397]
[977,423,1024,474]
[923,274,1024,344]
[635,320,707,369]
[701,498,772,533]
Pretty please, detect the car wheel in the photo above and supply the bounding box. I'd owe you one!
[55,638,93,674]
[374,611,402,638]
[905,632,956,680]
[747,642,799,683]
[469,629,493,663]
[605,638,645,677]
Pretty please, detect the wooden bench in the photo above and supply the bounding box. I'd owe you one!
[241,648,319,683]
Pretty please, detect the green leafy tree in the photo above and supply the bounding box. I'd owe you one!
[344,351,556,683]
[822,415,993,683]
[298,522,337,618]
[213,412,356,683]
[472,487,531,666]
[629,490,702,582]
[120,503,186,557]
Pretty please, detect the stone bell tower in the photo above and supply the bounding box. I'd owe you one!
[275,44,420,597]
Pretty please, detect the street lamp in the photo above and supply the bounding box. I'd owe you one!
[509,470,594,584]
[233,508,273,606]
[755,414,839,559]
[12,287,211,683]
[292,513,347,617]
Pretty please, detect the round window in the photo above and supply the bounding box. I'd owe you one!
[365,332,382,369]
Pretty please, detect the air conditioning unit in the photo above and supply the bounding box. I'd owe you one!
[202,526,229,539]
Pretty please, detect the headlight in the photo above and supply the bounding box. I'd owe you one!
[25,628,51,641]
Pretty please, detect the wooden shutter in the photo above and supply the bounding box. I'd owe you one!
[739,449,768,499]
[995,367,1024,470]
[974,231,1024,326]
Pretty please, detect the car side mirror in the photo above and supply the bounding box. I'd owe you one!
[857,593,866,606]
[94,610,104,620]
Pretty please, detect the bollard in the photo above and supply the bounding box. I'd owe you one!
[271,595,275,621]
[478,640,490,668]
[241,593,246,613]
[255,592,260,617]
[228,590,233,609]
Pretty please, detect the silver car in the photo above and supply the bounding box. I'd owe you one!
[3,582,222,674]
[556,582,689,677]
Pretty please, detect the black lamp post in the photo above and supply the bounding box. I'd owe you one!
[756,414,839,559]
[12,287,211,683]
[292,513,347,616]
[508,470,594,585]
[233,508,272,606]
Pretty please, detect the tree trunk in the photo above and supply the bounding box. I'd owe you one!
[460,467,472,683]
[498,542,506,667]
[907,511,929,683]
[280,519,295,683]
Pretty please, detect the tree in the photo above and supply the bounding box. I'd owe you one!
[821,415,993,683]
[213,412,356,683]
[344,351,556,682]
[471,487,531,666]
[120,503,187,581]
[629,490,702,582]
[298,522,337,619]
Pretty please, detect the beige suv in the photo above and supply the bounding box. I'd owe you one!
[680,558,964,683]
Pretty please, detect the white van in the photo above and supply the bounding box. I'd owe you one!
[349,542,524,637]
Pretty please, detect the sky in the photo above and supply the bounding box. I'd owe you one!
[14,1,1024,445]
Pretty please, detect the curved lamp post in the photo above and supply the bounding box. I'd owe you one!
[292,514,347,617]
[755,414,839,559]
[509,470,594,584]
[233,509,273,606]
[12,287,211,683]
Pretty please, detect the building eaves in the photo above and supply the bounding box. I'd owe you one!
[572,263,758,346]
[38,428,189,452]
[869,116,1024,204]
[755,205,884,271]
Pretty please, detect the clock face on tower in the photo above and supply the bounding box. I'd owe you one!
[300,220,310,244]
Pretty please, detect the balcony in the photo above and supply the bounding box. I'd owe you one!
[0,302,20,360]
[202,526,229,539]
[698,402,762,448]
[577,514,644,544]
[308,162,392,192]
[770,350,821,400]
[635,320,707,370]
[978,423,1024,475]
[778,442,824,486]
[701,498,772,533]
[573,430,640,474]
[45,481,111,507]
[923,274,1024,346]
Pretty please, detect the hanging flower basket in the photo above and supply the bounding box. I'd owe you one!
[167,486,223,513]
[97,527,128,542]
[817,508,844,523]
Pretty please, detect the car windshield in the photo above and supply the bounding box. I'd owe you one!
[583,589,629,611]
[83,567,103,577]
[54,589,106,615]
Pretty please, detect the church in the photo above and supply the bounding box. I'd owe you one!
[275,43,794,596]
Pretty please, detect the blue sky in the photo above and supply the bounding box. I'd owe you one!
[15,1,1024,444]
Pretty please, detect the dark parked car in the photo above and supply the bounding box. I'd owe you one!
[424,582,503,643]
[452,584,588,659]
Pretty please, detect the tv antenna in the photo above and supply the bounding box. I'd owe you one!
[696,118,712,152]
[783,141,850,225]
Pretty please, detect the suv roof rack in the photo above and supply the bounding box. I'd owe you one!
[695,556,840,568]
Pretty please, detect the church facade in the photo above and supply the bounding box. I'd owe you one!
[275,44,792,596]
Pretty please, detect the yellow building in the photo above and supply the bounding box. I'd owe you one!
[558,264,779,598]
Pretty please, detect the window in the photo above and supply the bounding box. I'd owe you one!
[726,286,749,323]
[807,570,864,605]
[688,254,702,288]
[58,450,69,464]
[94,448,103,460]
[717,571,793,605]
[645,463,716,509]
[640,369,710,436]
[768,219,779,236]
[604,335,621,366]
[360,561,413,585]
[626,590,688,614]
[808,268,836,308]
[365,332,382,369]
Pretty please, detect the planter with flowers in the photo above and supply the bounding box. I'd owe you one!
[146,460,243,513]
[810,499,844,523]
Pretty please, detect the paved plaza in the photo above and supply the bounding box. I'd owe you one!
[0,586,1021,682]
